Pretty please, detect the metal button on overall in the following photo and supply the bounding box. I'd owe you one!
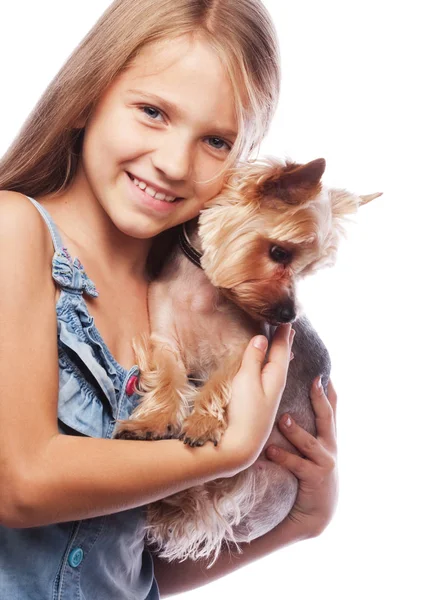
[126,375,138,396]
[68,547,84,568]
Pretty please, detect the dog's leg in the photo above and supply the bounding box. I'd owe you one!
[179,349,244,447]
[114,335,193,440]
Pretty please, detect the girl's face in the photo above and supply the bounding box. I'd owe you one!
[80,34,239,239]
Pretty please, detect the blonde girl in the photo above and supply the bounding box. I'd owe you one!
[0,1,338,598]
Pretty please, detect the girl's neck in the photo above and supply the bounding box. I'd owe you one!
[36,166,152,282]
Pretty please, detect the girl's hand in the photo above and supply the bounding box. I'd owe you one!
[223,324,294,470]
[266,377,338,539]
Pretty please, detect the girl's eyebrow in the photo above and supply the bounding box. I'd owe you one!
[127,89,181,117]
[126,88,238,140]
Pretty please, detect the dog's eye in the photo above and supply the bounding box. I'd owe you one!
[270,245,291,264]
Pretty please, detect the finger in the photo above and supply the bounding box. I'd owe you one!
[327,379,338,420]
[276,413,335,468]
[238,334,269,381]
[265,445,316,482]
[310,377,337,447]
[261,324,294,394]
[267,323,295,363]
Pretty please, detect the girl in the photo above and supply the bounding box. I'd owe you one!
[0,1,338,598]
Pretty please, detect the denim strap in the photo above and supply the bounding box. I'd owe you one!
[26,195,64,251]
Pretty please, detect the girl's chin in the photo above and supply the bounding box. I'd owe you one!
[112,213,168,241]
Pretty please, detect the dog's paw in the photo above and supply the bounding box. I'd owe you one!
[114,423,178,441]
[179,413,224,447]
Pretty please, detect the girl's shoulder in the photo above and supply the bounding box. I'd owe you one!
[0,189,53,240]
[0,190,55,284]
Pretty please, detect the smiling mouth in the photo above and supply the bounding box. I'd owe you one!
[127,172,184,203]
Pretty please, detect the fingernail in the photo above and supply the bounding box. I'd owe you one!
[283,414,293,428]
[267,446,279,458]
[253,336,268,351]
[317,375,323,390]
[289,327,295,345]
[289,351,294,362]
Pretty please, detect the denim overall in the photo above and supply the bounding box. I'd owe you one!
[0,197,159,599]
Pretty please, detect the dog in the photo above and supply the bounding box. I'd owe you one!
[114,157,380,565]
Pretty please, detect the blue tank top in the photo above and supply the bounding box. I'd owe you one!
[0,197,160,599]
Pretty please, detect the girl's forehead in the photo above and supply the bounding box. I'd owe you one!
[127,36,230,91]
[130,35,210,77]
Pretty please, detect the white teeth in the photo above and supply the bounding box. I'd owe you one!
[130,174,178,202]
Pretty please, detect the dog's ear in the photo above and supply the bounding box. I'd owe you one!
[358,192,383,206]
[329,189,383,226]
[260,158,326,204]
[325,188,382,246]
[330,189,383,219]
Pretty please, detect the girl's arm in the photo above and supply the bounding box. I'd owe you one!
[153,514,305,597]
[153,378,338,597]
[0,193,291,528]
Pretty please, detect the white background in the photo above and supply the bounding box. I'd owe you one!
[1,1,436,598]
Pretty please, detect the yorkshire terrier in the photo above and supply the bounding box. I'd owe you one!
[114,157,380,566]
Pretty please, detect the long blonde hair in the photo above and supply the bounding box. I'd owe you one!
[0,0,280,198]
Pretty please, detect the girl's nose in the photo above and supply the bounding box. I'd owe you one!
[151,133,193,182]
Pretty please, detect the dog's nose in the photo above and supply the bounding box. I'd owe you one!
[274,304,296,323]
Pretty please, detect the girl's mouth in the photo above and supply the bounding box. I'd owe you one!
[126,172,184,214]
[127,172,183,203]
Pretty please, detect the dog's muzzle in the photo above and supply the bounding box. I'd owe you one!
[262,302,296,324]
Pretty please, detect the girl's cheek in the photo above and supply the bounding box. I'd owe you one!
[198,182,223,205]
[196,162,228,201]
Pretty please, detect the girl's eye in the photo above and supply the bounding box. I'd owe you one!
[206,137,231,152]
[141,106,164,121]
